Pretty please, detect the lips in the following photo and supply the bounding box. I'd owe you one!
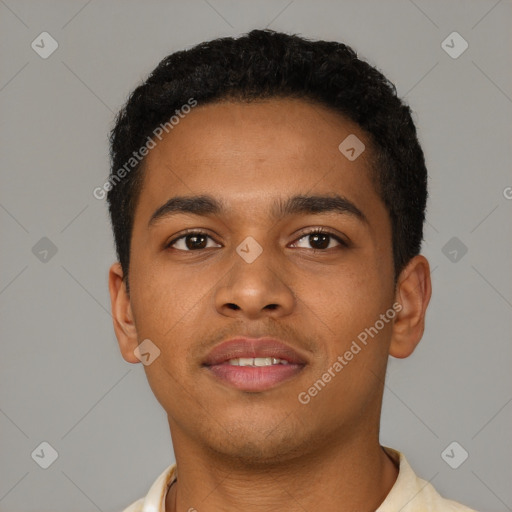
[202,337,308,392]
[202,337,308,366]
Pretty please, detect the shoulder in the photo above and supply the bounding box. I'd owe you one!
[378,447,479,512]
[413,480,478,512]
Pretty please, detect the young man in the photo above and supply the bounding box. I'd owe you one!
[107,29,477,512]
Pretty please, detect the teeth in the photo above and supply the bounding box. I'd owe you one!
[254,357,273,366]
[227,357,290,366]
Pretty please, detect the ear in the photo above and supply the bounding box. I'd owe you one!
[108,262,140,363]
[389,255,432,359]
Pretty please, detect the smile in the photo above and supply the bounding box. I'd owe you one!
[226,357,290,366]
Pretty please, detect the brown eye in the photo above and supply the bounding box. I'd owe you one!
[291,229,347,251]
[167,231,221,251]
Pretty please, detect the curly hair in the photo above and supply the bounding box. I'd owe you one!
[107,29,427,290]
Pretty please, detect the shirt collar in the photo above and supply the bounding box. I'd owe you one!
[140,462,177,512]
[376,447,436,511]
[137,447,452,512]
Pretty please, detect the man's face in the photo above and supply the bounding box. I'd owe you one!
[125,98,396,463]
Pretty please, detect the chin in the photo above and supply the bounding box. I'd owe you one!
[205,424,310,468]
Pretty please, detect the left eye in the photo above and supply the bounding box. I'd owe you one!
[291,230,345,250]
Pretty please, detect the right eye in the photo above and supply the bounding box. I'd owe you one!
[166,230,222,251]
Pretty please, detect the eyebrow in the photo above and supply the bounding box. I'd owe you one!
[148,194,368,227]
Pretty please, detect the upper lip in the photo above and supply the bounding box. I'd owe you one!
[203,337,308,366]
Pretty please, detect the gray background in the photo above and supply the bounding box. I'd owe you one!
[1,0,511,511]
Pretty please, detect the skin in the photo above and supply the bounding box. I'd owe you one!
[109,98,431,512]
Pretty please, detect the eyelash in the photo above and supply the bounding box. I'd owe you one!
[165,228,348,252]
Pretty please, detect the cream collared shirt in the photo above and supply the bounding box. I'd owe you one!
[121,447,477,512]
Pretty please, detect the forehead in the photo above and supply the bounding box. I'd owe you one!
[134,98,382,224]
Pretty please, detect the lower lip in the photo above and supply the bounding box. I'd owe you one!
[205,363,305,392]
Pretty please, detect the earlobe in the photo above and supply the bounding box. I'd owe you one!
[108,262,140,364]
[389,255,432,359]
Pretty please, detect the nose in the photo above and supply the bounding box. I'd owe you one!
[214,242,295,320]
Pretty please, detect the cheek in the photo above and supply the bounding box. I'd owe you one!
[306,273,393,411]
[303,262,390,337]
[129,256,206,339]
[128,259,210,394]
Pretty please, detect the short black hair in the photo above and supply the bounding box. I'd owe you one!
[107,29,427,290]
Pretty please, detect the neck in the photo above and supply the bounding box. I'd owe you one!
[165,430,398,512]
